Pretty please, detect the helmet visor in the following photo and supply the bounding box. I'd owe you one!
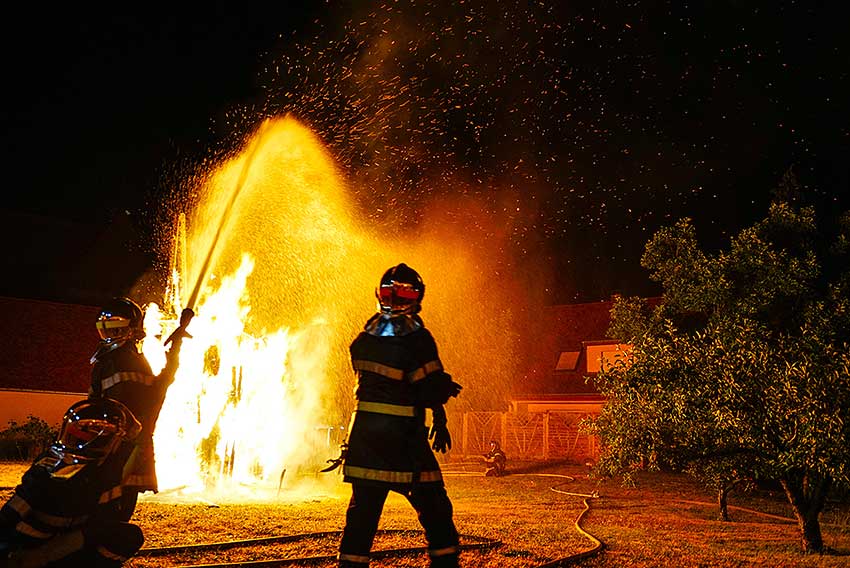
[95,317,132,342]
[379,283,421,312]
[58,418,120,459]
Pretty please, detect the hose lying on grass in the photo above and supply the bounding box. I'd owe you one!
[136,529,500,567]
[510,473,603,567]
[134,472,604,567]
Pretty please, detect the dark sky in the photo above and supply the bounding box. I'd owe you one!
[0,2,320,218]
[1,1,848,304]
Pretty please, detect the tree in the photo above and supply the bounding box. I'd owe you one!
[591,198,850,553]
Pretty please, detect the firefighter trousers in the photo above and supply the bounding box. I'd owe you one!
[338,482,459,567]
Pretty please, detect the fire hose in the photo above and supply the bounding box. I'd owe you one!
[451,472,605,567]
[136,530,500,567]
[541,475,604,566]
[133,473,604,567]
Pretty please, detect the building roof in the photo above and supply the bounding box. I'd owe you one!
[515,297,660,400]
[515,300,614,398]
[0,209,152,305]
[0,296,99,393]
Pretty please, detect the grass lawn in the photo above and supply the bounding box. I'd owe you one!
[2,460,848,567]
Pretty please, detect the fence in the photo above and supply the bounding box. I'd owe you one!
[446,410,599,462]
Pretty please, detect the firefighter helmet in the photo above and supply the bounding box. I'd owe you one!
[95,297,145,344]
[55,398,141,464]
[376,263,425,315]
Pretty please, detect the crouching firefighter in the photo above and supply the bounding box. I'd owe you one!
[89,297,193,520]
[328,263,463,568]
[0,398,144,567]
[483,440,507,477]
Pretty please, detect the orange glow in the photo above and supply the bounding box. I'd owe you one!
[144,115,526,501]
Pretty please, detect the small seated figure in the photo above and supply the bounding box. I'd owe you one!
[482,440,507,477]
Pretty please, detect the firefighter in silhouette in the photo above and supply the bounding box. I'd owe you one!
[332,263,463,568]
[483,440,507,477]
[88,297,193,520]
[0,398,144,567]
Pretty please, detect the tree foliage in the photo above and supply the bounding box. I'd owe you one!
[591,197,850,553]
[0,416,57,460]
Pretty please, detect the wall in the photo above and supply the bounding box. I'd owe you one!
[0,389,87,429]
[0,296,98,393]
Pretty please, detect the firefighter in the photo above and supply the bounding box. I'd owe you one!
[0,398,144,567]
[336,263,463,568]
[483,440,507,477]
[88,297,193,520]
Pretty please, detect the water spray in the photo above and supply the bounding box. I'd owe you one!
[184,119,272,312]
[162,121,272,346]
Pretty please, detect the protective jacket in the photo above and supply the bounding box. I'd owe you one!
[342,314,455,487]
[89,342,180,492]
[0,446,143,566]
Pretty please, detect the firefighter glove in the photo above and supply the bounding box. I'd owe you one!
[433,373,463,405]
[429,423,451,453]
[164,308,195,346]
[320,443,348,473]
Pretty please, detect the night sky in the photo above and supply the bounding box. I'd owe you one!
[1,1,848,304]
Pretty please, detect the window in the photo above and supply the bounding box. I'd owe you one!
[585,343,632,373]
[555,351,580,371]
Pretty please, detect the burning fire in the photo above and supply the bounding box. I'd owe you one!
[141,115,526,500]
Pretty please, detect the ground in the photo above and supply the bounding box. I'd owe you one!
[1,461,849,567]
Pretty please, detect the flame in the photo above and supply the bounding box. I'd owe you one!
[143,115,526,501]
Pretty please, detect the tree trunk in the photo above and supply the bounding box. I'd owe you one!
[780,471,830,553]
[718,479,745,522]
[718,486,730,521]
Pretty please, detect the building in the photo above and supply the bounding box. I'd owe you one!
[0,297,98,428]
